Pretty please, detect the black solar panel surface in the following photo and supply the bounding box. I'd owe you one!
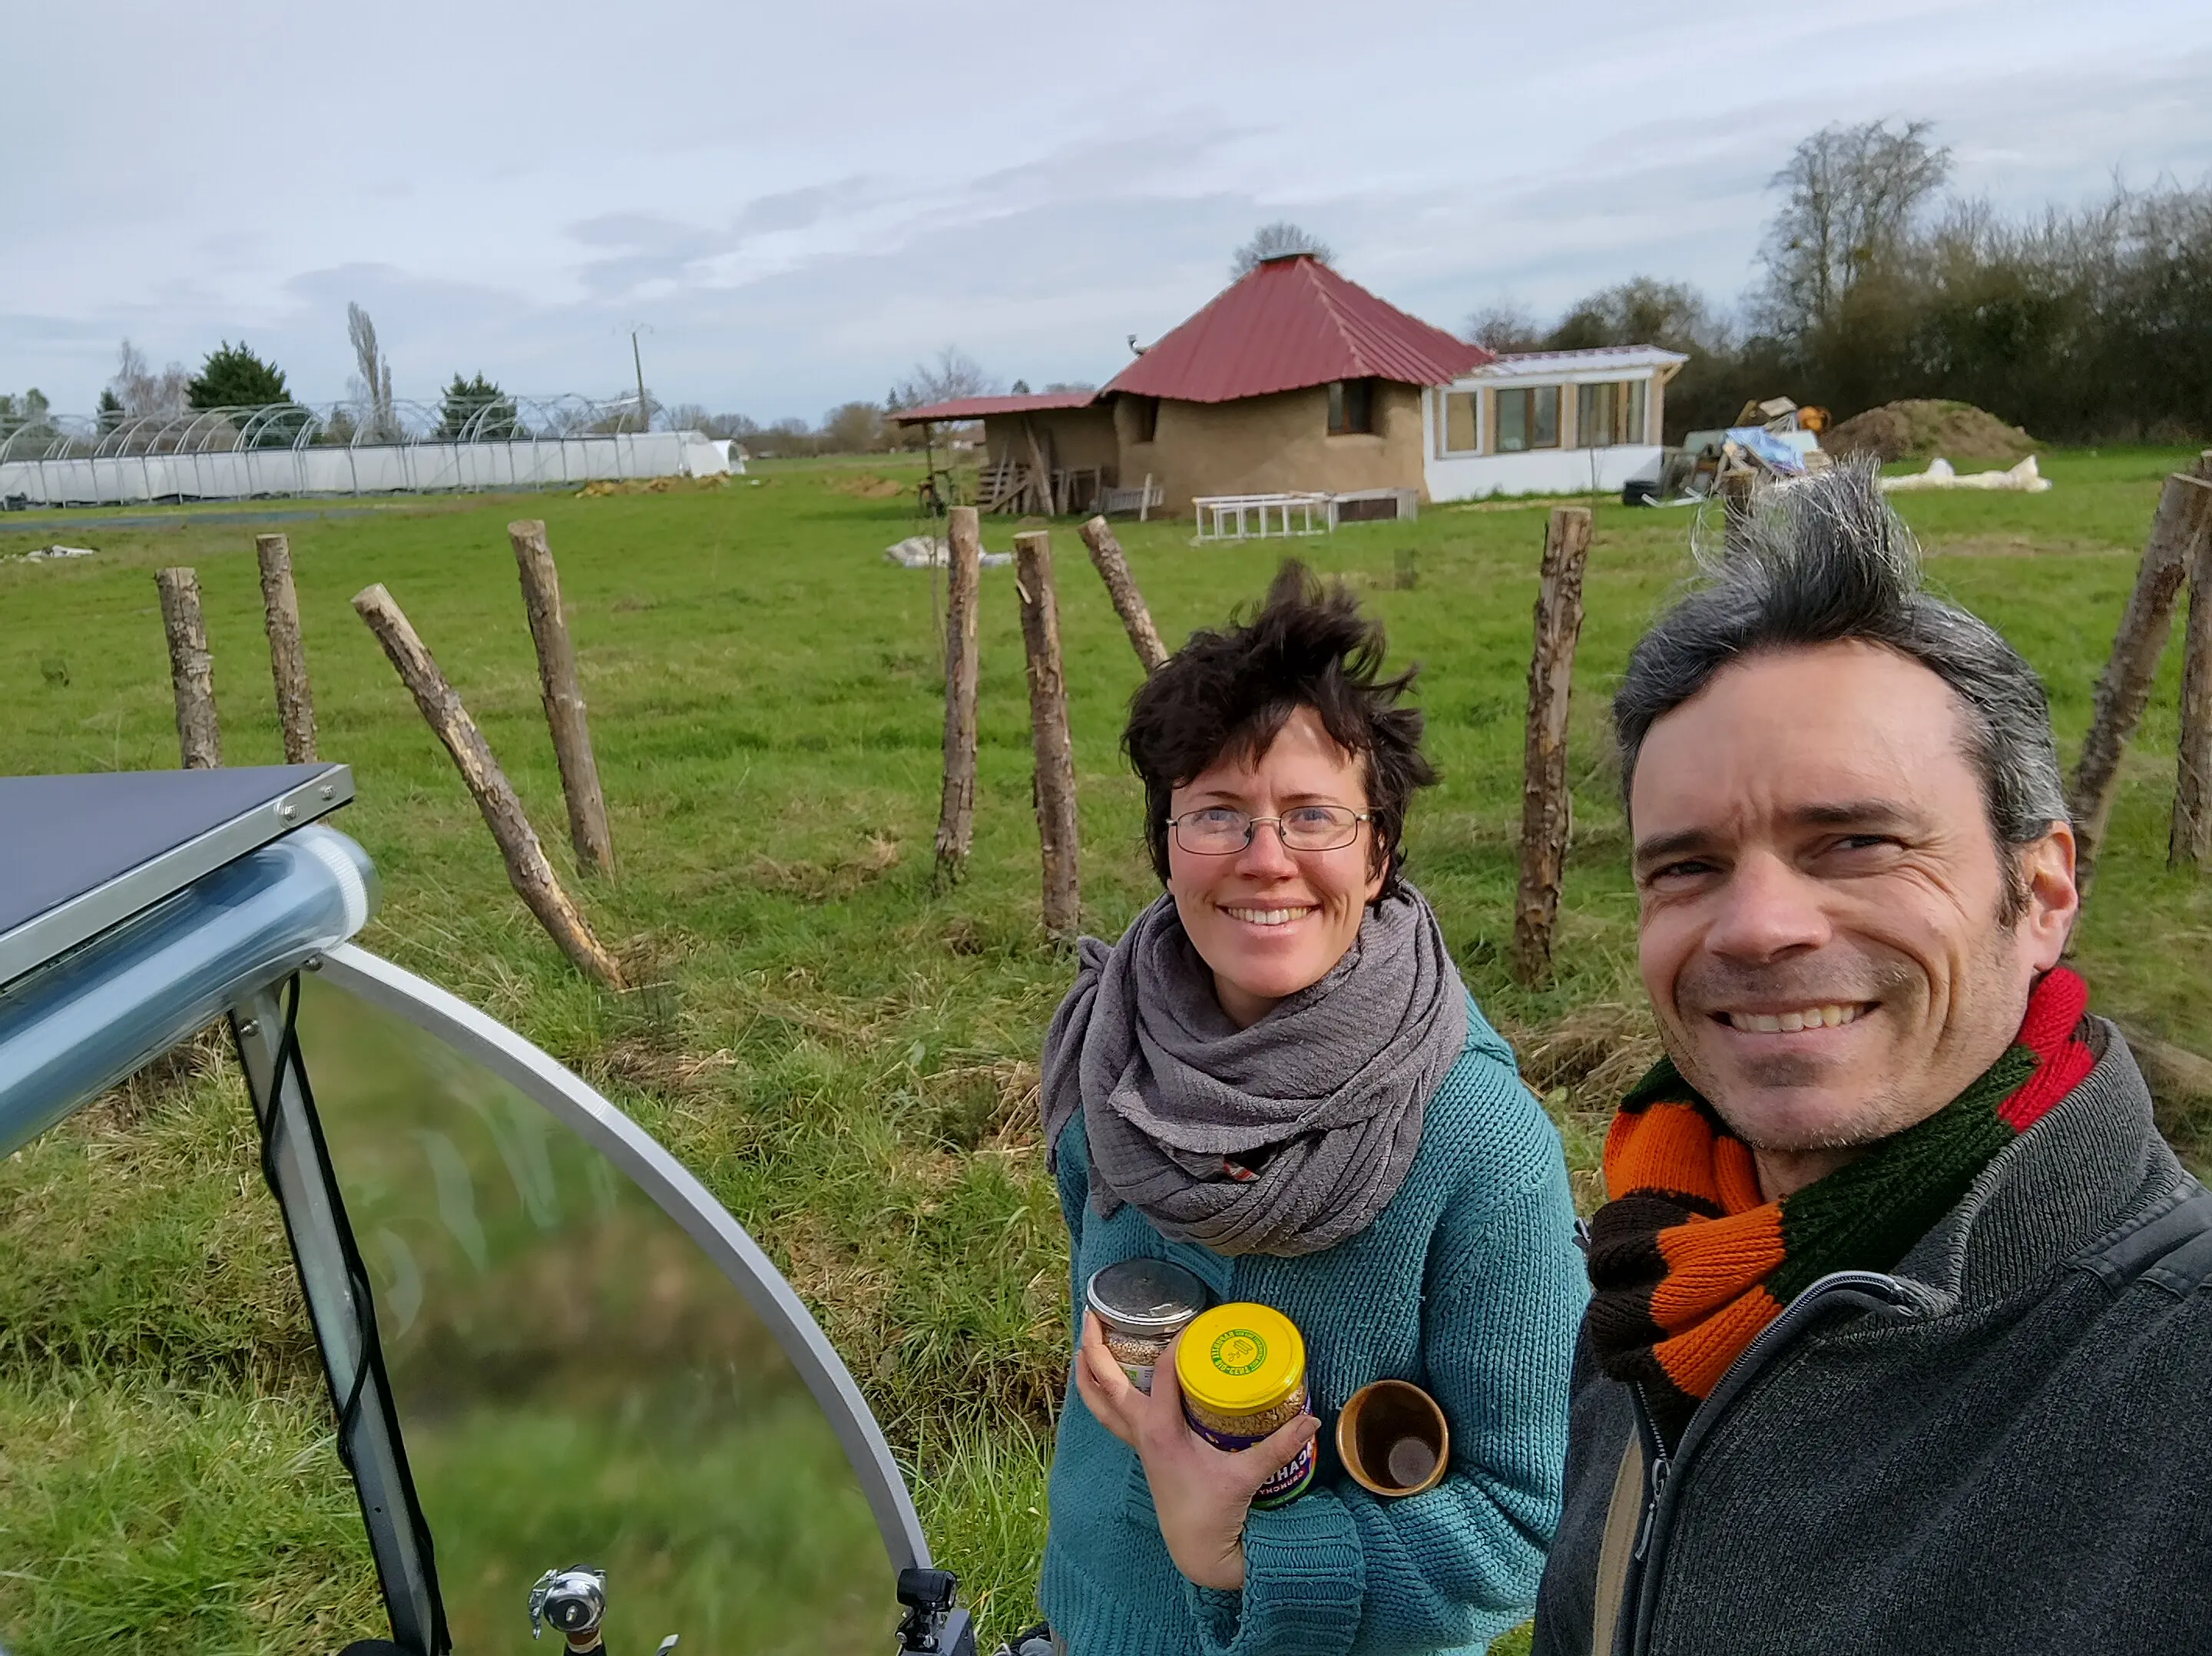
[0,766,340,939]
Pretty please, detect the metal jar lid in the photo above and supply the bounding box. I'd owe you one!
[1085,1257,1210,1334]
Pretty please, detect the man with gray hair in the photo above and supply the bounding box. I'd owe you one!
[1532,465,2212,1654]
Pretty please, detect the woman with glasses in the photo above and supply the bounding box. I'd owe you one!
[1032,564,1585,1656]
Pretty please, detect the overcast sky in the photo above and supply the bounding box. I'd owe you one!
[5,1,2209,422]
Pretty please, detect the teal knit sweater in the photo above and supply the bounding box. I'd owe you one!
[1039,995,1588,1656]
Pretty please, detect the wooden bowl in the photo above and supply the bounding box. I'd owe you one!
[1335,1378,1449,1497]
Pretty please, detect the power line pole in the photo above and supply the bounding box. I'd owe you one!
[627,323,651,432]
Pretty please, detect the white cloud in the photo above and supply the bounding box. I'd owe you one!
[2,1,2206,417]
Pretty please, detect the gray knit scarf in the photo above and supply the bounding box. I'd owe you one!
[1040,887,1469,1257]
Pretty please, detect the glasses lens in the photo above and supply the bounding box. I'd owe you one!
[1281,806,1359,851]
[1178,809,1250,853]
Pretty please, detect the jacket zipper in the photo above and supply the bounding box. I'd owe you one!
[1614,1271,1917,1656]
[1628,1384,1669,1564]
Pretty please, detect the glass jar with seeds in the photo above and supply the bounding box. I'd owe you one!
[1085,1257,1209,1393]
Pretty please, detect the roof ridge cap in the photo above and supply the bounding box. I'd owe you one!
[1300,257,1375,375]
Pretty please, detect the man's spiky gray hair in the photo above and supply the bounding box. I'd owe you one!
[1613,462,2068,900]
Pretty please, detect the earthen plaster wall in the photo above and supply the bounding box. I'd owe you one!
[1114,383,1426,514]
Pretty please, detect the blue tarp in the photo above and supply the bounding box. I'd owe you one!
[1725,426,1808,475]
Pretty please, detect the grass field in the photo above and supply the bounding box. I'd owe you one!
[3,448,2209,1651]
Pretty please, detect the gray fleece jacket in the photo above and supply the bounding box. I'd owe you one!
[1532,1018,2212,1656]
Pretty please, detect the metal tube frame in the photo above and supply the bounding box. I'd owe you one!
[0,394,708,507]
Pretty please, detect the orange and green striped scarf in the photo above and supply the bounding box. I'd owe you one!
[1586,967,2098,1446]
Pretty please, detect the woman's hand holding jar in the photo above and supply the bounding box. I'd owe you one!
[1072,1312,1317,1591]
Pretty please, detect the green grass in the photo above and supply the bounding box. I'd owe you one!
[2,447,2207,1650]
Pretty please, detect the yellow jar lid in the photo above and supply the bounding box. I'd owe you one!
[1176,1303,1306,1416]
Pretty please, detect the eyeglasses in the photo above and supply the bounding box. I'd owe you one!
[1165,805,1371,856]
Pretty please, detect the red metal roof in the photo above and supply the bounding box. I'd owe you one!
[890,389,1098,423]
[1103,255,1492,404]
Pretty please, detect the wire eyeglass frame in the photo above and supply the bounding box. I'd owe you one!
[1164,806,1372,856]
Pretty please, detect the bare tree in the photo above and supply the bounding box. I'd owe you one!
[0,388,52,435]
[1232,222,1334,277]
[1548,277,1726,355]
[819,401,886,453]
[347,302,399,440]
[1757,119,1951,337]
[891,346,996,411]
[111,339,190,419]
[1462,303,1545,354]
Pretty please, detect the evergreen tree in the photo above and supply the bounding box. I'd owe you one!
[187,341,290,409]
[437,373,519,440]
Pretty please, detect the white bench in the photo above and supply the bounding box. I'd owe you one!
[1193,492,1335,542]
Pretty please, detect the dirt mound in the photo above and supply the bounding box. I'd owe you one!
[1823,399,2038,464]
[575,475,728,497]
[828,472,906,499]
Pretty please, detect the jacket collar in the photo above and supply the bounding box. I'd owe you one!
[1893,1018,2181,1308]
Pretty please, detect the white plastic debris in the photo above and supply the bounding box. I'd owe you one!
[1880,455,2051,494]
[884,535,1009,568]
[14,544,98,561]
[885,535,949,567]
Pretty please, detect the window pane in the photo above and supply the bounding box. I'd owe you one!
[1579,383,1642,446]
[1496,389,1527,452]
[1532,386,1560,449]
[1327,381,1346,433]
[1443,392,1476,453]
[1347,379,1373,434]
[1628,380,1648,444]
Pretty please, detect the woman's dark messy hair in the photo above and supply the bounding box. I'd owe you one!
[1124,560,1435,899]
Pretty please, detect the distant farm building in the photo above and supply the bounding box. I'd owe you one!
[893,253,1685,515]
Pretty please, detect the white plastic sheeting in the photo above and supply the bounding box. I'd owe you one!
[0,430,729,507]
[1880,455,2052,494]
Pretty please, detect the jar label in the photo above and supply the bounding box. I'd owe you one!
[1253,1439,1316,1507]
[1184,1401,1316,1505]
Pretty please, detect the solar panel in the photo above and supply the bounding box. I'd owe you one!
[0,763,353,986]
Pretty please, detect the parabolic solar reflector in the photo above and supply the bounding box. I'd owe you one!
[1,766,958,1654]
[290,949,929,1651]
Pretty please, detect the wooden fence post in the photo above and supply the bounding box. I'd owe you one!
[254,535,318,764]
[2075,455,2212,888]
[352,582,627,990]
[1015,530,1081,942]
[154,567,221,770]
[1513,507,1594,987]
[508,520,617,876]
[1078,515,1169,673]
[934,506,983,887]
[2171,469,2212,869]
[1022,420,1055,516]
